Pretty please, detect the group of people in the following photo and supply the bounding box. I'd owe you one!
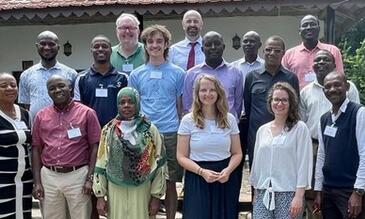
[0,8,364,219]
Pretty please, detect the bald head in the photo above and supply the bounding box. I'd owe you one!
[300,15,319,27]
[243,31,260,42]
[183,10,202,21]
[37,31,59,43]
[47,75,71,88]
[203,31,222,41]
[91,35,111,47]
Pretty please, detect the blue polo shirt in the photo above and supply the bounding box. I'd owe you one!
[129,61,185,133]
[74,65,128,127]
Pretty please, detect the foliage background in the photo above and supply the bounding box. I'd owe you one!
[337,18,365,104]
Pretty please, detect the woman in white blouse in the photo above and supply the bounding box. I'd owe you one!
[250,82,313,219]
[177,74,242,219]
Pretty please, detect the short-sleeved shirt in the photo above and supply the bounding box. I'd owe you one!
[128,61,185,133]
[183,60,243,120]
[282,41,344,89]
[178,112,239,161]
[32,101,101,167]
[244,67,299,154]
[110,42,145,75]
[18,62,77,118]
[169,37,205,71]
[74,65,128,127]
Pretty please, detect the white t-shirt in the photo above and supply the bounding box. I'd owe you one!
[178,112,239,161]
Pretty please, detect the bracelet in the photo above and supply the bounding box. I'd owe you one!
[197,167,202,176]
[197,167,204,176]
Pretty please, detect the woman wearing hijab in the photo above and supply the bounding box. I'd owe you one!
[93,87,166,219]
[250,82,312,219]
[0,72,32,219]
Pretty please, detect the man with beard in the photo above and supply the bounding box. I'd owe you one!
[169,10,205,70]
[74,35,128,127]
[183,31,243,120]
[244,36,299,169]
[32,75,101,219]
[19,30,77,118]
[282,15,344,89]
[111,13,144,75]
[314,72,365,219]
[300,49,359,219]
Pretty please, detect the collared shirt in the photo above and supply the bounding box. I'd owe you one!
[169,37,205,71]
[110,42,145,75]
[18,62,77,118]
[250,121,312,210]
[231,56,265,80]
[244,66,299,152]
[315,98,365,191]
[282,41,344,89]
[74,65,128,127]
[32,101,101,167]
[182,60,244,120]
[300,80,360,139]
[231,56,265,114]
[129,61,185,133]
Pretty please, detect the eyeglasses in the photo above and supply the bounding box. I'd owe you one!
[117,26,138,31]
[264,48,283,54]
[272,98,289,104]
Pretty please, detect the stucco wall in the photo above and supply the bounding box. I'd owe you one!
[0,15,324,73]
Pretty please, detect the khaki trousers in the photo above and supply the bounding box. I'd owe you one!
[40,166,91,219]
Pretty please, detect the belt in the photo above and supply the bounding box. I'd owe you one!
[44,165,85,173]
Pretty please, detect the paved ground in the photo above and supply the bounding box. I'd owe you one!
[32,161,252,219]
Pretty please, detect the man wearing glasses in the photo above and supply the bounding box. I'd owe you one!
[282,14,344,89]
[243,35,299,168]
[111,13,144,75]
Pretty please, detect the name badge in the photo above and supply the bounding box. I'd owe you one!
[272,135,286,145]
[304,72,316,82]
[14,121,28,130]
[324,125,337,137]
[122,64,134,72]
[150,71,162,79]
[67,127,82,139]
[95,88,108,97]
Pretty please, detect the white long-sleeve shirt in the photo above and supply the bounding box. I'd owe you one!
[250,120,313,210]
[314,98,365,191]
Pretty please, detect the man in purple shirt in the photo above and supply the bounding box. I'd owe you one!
[183,31,243,119]
[32,75,101,219]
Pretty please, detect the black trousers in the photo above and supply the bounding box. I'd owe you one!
[322,187,365,219]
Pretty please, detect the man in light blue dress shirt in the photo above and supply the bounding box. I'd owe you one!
[18,30,77,119]
[169,10,205,71]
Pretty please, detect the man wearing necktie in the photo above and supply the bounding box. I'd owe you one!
[169,10,205,71]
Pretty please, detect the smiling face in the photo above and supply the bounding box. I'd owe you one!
[323,72,349,108]
[118,95,137,119]
[299,15,320,43]
[0,73,18,104]
[263,38,285,68]
[47,76,72,107]
[271,89,290,118]
[198,78,218,106]
[91,38,112,64]
[116,16,140,46]
[145,32,168,60]
[182,11,203,39]
[313,50,335,84]
[36,37,59,61]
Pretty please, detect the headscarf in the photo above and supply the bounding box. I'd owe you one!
[94,87,166,186]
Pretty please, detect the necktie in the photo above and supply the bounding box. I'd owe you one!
[187,42,197,70]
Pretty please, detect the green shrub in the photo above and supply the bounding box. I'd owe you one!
[340,39,365,104]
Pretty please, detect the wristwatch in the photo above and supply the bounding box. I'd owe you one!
[354,188,365,196]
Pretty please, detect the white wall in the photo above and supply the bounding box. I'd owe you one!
[0,15,324,73]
